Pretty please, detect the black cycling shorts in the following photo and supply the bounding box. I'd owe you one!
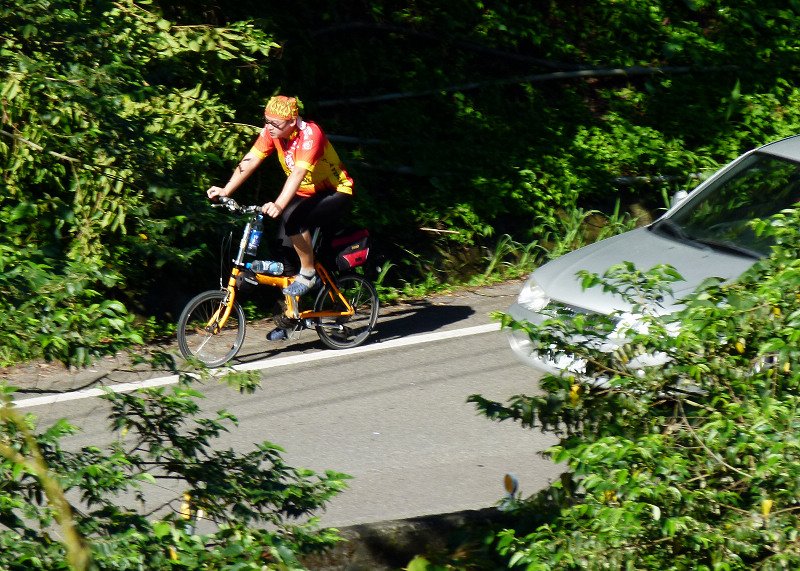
[277,190,352,246]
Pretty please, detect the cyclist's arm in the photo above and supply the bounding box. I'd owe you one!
[263,166,309,218]
[207,151,264,199]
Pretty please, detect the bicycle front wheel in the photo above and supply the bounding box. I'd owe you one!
[177,290,246,367]
[313,274,379,349]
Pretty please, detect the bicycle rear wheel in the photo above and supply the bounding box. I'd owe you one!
[177,290,246,367]
[313,274,379,349]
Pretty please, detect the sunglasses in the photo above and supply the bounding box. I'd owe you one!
[264,118,290,129]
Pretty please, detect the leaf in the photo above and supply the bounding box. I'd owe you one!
[509,551,527,566]
[153,521,172,539]
[406,556,431,571]
[759,338,786,353]
[1,78,20,99]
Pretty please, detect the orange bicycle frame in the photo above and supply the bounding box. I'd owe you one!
[207,264,354,332]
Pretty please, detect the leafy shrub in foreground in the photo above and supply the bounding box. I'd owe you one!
[467,208,800,569]
[0,363,348,570]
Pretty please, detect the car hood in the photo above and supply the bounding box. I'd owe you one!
[534,227,757,315]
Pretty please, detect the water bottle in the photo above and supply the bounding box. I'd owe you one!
[249,259,284,275]
[245,215,263,256]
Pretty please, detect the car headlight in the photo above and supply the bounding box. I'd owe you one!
[517,277,550,311]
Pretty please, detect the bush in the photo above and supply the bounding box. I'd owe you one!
[467,208,800,569]
[0,362,348,570]
[0,1,276,364]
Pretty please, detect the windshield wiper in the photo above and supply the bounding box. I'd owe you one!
[649,219,710,250]
[692,238,763,260]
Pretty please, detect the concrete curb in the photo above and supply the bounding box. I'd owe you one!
[302,507,507,570]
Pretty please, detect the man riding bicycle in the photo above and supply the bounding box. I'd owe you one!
[207,95,354,297]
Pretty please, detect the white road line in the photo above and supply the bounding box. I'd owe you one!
[12,323,502,409]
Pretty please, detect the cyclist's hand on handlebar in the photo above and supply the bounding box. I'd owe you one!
[206,186,228,202]
[262,201,283,218]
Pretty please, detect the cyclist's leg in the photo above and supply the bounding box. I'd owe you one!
[290,230,315,270]
[274,197,306,275]
[265,198,306,341]
[282,192,351,295]
[280,195,315,270]
[281,197,319,295]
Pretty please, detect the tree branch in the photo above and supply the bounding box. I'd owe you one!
[677,401,750,478]
[0,128,80,163]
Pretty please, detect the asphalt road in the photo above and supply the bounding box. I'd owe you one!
[9,281,561,528]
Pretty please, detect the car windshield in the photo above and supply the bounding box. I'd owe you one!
[652,153,800,258]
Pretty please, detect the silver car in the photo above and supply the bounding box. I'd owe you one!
[507,134,800,375]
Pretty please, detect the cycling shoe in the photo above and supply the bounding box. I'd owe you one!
[282,272,318,296]
[266,327,288,341]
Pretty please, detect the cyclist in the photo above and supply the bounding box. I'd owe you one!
[207,95,354,297]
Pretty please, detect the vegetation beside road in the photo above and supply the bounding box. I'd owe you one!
[3,0,800,366]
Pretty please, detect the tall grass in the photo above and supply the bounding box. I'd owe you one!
[482,199,641,281]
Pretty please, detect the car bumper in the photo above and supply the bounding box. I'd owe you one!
[505,302,587,376]
[505,302,670,379]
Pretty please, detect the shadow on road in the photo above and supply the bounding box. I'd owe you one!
[230,301,476,365]
[371,302,475,341]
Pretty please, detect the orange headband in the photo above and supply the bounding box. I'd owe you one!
[264,96,299,120]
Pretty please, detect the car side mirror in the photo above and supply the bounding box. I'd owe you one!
[671,190,688,206]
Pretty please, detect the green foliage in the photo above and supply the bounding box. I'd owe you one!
[467,209,800,568]
[0,0,277,365]
[4,0,800,364]
[0,252,143,366]
[0,362,347,569]
[479,201,639,284]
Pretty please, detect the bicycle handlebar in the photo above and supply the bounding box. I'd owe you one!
[212,196,262,215]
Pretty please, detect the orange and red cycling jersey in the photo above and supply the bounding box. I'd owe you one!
[250,120,354,198]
